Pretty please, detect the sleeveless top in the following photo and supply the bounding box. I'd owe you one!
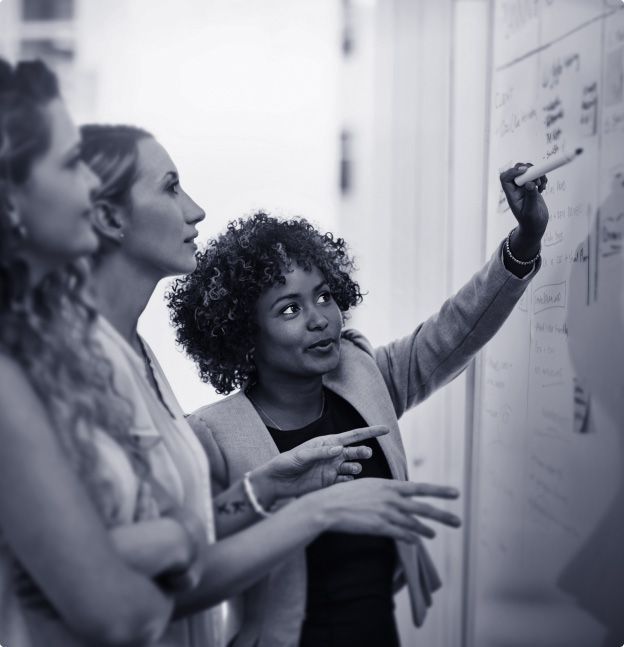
[95,317,221,647]
[0,317,221,647]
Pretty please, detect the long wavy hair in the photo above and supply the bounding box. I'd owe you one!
[0,59,147,526]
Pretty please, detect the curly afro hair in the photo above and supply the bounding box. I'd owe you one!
[167,212,364,395]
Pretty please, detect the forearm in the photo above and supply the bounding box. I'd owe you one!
[213,469,276,538]
[110,519,192,578]
[173,495,326,617]
[376,239,536,415]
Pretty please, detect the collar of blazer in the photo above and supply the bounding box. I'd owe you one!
[213,332,409,482]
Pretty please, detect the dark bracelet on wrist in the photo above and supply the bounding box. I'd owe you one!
[505,227,540,266]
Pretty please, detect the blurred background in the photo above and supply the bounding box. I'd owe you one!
[0,0,514,645]
[3,2,622,646]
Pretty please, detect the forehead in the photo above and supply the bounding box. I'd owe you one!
[268,264,326,294]
[45,98,80,156]
[135,138,176,184]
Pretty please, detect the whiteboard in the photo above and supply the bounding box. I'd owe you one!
[468,2,624,646]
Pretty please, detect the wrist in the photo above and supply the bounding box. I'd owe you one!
[304,490,335,534]
[509,227,541,261]
[248,466,278,508]
[159,517,195,571]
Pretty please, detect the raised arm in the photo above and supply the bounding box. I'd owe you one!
[0,354,173,646]
[375,163,549,418]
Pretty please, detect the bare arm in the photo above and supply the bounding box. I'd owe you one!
[192,415,387,539]
[0,354,173,646]
[173,478,461,618]
[109,519,193,578]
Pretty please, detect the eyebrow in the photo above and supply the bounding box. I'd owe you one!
[270,280,328,309]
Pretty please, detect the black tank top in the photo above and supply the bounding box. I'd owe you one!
[266,388,400,647]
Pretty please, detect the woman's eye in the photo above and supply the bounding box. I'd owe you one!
[167,182,180,195]
[281,303,300,315]
[65,156,81,170]
[318,291,332,304]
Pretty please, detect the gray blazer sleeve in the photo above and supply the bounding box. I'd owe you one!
[375,240,539,419]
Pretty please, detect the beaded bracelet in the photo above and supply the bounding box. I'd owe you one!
[505,228,541,266]
[243,471,272,518]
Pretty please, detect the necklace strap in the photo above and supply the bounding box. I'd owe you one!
[248,391,326,431]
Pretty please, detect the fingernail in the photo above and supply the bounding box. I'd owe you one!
[364,448,372,457]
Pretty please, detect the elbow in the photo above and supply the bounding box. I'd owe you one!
[95,615,169,647]
[72,598,171,647]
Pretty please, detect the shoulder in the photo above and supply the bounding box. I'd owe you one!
[340,328,375,359]
[0,351,60,451]
[188,391,248,432]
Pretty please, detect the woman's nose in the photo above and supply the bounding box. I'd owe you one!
[307,308,328,330]
[184,193,206,225]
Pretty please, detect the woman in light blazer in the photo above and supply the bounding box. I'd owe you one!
[80,123,459,647]
[167,166,549,647]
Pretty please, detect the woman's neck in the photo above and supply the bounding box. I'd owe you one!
[18,249,67,288]
[91,253,159,354]
[249,373,325,430]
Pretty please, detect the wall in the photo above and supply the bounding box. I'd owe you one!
[337,1,491,645]
[77,0,343,411]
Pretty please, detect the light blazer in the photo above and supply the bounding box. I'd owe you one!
[189,243,538,647]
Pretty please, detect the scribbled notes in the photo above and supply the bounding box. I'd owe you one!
[533,281,567,314]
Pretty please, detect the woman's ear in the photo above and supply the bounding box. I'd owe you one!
[92,200,126,244]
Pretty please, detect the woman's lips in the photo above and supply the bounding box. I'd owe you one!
[307,339,335,352]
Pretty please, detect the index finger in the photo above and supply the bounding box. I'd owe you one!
[499,162,533,200]
[499,161,530,183]
[334,425,389,446]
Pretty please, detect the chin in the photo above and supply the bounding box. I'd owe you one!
[73,230,100,257]
[168,258,197,277]
[309,349,341,376]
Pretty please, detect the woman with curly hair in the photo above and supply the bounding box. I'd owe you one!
[168,179,549,647]
[81,123,460,647]
[0,59,183,647]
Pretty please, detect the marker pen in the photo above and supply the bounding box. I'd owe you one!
[514,148,583,186]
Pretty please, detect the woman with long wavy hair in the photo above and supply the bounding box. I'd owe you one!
[0,59,185,647]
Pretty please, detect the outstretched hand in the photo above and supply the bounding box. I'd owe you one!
[319,478,462,543]
[256,425,390,501]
